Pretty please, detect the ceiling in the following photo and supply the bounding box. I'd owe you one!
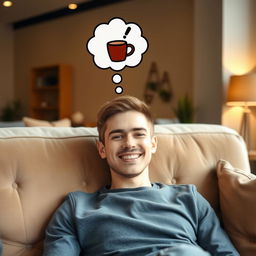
[0,0,90,24]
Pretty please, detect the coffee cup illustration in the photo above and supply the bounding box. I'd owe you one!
[107,40,135,62]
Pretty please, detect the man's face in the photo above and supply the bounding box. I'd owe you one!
[97,111,157,178]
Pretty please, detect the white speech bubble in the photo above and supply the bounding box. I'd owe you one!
[87,17,148,71]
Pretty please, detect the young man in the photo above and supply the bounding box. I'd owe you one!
[43,96,239,256]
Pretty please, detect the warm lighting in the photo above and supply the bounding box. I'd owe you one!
[222,106,244,131]
[223,59,255,76]
[68,3,78,10]
[226,73,256,150]
[3,0,13,7]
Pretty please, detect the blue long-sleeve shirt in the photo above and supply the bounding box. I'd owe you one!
[43,183,239,256]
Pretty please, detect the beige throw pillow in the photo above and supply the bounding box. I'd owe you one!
[217,159,256,256]
[23,117,71,127]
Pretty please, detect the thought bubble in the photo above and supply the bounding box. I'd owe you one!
[112,74,122,84]
[87,17,148,93]
[87,17,148,71]
[115,86,123,94]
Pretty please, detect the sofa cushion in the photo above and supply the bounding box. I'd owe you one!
[217,159,256,256]
[23,117,71,127]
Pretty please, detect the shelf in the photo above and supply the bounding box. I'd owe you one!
[33,86,59,91]
[32,106,58,111]
[29,64,72,121]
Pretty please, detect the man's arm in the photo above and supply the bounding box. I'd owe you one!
[43,193,80,256]
[194,187,239,256]
[0,239,3,255]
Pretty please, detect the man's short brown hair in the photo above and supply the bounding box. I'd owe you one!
[97,95,154,143]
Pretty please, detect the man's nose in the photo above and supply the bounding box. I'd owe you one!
[123,135,135,148]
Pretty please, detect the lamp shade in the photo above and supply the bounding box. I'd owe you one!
[227,73,256,106]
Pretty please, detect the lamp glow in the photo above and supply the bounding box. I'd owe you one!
[3,1,13,7]
[68,3,77,10]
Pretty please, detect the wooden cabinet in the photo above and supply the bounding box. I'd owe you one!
[30,64,72,121]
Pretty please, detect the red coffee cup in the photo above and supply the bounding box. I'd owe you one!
[107,40,135,62]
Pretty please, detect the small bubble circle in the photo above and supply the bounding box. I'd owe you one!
[112,74,122,84]
[115,86,123,94]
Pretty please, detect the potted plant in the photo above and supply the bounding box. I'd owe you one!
[1,100,22,121]
[174,95,194,123]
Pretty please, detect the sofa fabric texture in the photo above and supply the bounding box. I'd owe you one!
[0,124,251,256]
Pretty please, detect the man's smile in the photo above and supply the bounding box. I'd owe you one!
[118,153,143,161]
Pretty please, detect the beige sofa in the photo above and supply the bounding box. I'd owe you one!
[0,124,255,256]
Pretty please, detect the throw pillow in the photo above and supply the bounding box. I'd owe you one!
[217,159,256,256]
[23,117,71,127]
[52,118,71,127]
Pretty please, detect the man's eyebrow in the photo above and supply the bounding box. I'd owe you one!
[108,128,147,136]
[109,129,124,136]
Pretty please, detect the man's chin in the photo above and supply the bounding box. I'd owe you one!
[111,168,144,178]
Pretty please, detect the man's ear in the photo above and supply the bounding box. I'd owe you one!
[96,140,106,159]
[151,136,157,154]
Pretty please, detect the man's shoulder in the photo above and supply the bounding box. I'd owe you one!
[68,190,98,197]
[158,183,197,193]
[62,190,100,212]
[65,190,98,203]
[156,183,198,199]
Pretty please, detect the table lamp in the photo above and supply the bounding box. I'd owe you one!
[226,73,256,150]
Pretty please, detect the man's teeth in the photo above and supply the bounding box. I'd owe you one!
[121,154,140,160]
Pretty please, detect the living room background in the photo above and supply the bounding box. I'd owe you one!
[0,0,256,142]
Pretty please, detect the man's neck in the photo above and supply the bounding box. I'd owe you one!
[110,169,151,190]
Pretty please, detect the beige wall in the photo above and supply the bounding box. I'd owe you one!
[193,0,222,124]
[0,23,14,110]
[14,0,194,122]
[222,0,256,150]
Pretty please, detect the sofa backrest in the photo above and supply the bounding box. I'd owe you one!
[0,124,250,256]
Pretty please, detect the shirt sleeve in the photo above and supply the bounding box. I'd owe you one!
[193,186,240,256]
[43,193,81,256]
[0,240,3,255]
